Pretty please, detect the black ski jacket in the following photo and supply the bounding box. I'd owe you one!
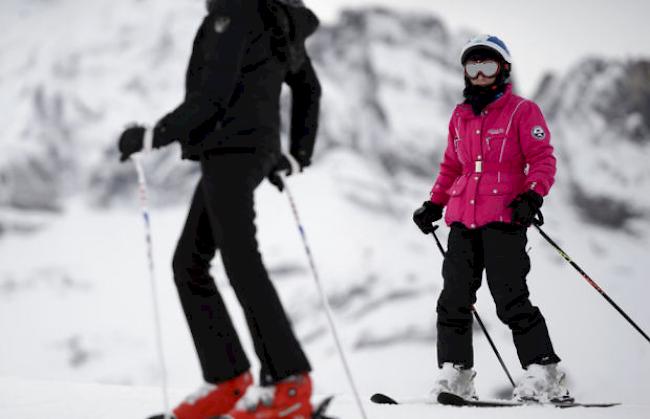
[153,0,321,163]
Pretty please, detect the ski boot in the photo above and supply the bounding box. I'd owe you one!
[218,373,313,419]
[430,362,478,401]
[513,363,573,403]
[148,371,253,419]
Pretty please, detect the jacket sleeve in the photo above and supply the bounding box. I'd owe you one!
[430,116,463,206]
[285,56,321,166]
[517,101,557,196]
[153,0,247,147]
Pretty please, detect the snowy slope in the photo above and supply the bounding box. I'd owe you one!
[3,377,646,419]
[2,154,650,417]
[1,1,650,419]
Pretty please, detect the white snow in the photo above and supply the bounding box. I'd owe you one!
[1,1,649,419]
[1,153,650,418]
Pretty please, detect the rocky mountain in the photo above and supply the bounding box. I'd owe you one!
[535,58,650,229]
[307,8,467,174]
[0,1,467,212]
[1,0,649,230]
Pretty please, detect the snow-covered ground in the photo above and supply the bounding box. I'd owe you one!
[1,151,649,418]
[2,377,647,419]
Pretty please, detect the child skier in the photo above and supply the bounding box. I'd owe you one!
[117,1,321,418]
[412,34,571,403]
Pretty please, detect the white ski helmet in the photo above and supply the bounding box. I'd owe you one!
[460,34,512,64]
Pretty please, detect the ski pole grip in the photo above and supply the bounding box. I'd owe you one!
[533,211,544,226]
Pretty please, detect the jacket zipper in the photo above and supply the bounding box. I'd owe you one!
[498,137,508,164]
[454,138,465,164]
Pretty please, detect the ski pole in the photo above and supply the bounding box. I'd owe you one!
[533,220,650,345]
[431,225,516,388]
[132,156,171,418]
[281,177,370,419]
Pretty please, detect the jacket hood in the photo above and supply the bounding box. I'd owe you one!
[274,0,319,41]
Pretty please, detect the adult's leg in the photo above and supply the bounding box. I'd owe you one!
[200,153,310,385]
[482,223,560,368]
[437,223,484,368]
[172,180,250,383]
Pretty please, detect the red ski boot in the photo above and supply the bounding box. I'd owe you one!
[221,373,313,419]
[150,371,253,419]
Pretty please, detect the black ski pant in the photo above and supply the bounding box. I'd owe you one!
[172,151,311,385]
[437,222,560,369]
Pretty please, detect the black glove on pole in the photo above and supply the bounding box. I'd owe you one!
[412,201,443,234]
[268,153,302,192]
[509,190,544,227]
[118,125,146,162]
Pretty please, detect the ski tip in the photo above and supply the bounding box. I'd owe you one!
[312,395,336,419]
[315,395,334,413]
[370,393,399,405]
[437,392,468,406]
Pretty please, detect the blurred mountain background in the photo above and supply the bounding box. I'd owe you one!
[1,0,649,413]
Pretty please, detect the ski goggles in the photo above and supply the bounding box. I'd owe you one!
[464,60,500,78]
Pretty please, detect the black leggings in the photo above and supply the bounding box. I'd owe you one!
[172,152,310,385]
[437,222,560,369]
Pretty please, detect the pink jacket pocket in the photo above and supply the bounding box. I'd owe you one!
[444,176,469,222]
[476,181,514,225]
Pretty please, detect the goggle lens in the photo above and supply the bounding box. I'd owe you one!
[465,61,500,78]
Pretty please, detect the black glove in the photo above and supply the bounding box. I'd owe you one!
[268,154,302,192]
[508,190,544,227]
[412,201,444,234]
[117,125,146,162]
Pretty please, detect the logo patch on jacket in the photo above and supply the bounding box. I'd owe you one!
[214,16,231,33]
[531,125,546,140]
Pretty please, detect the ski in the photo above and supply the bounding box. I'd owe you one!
[371,392,517,407]
[437,392,521,407]
[147,396,336,419]
[312,395,336,419]
[370,392,620,409]
[370,393,429,405]
[437,392,620,409]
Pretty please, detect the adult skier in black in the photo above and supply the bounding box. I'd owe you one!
[413,34,571,403]
[117,1,321,418]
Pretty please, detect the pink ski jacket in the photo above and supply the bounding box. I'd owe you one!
[429,84,556,229]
